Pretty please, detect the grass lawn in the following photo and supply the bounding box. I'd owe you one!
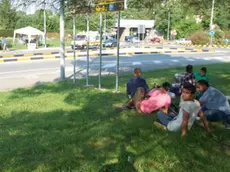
[0,63,230,172]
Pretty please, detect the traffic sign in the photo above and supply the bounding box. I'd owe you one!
[225,38,229,43]
[209,31,215,36]
[95,0,125,12]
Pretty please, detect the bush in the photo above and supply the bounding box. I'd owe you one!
[0,30,14,37]
[173,19,203,39]
[214,29,225,45]
[188,31,209,45]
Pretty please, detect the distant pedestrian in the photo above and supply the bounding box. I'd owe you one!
[1,37,7,51]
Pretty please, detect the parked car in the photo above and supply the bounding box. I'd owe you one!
[151,37,161,43]
[125,36,133,42]
[132,37,140,43]
[176,38,192,44]
[103,39,117,47]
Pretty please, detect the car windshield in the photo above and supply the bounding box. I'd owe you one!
[75,35,86,41]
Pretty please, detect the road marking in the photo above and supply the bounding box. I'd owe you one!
[203,58,211,61]
[132,62,142,66]
[171,59,179,62]
[187,59,195,61]
[214,57,224,60]
[102,63,116,69]
[153,60,162,64]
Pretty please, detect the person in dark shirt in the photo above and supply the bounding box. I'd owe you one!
[126,68,149,98]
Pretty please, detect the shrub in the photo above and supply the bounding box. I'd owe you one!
[0,30,14,37]
[214,29,225,45]
[188,31,209,45]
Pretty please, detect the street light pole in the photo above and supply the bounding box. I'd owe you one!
[210,0,215,29]
[43,3,47,48]
[210,0,215,46]
[167,10,170,41]
[60,0,65,80]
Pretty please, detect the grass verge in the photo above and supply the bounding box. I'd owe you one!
[0,63,230,172]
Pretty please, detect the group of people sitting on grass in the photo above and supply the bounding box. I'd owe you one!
[121,66,230,138]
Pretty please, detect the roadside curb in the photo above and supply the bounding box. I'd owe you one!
[0,49,216,63]
[183,44,230,48]
[0,46,215,59]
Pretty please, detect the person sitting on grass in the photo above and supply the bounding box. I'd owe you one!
[175,64,196,86]
[195,67,209,82]
[125,82,172,114]
[171,64,196,96]
[197,80,230,129]
[154,83,210,138]
[126,68,149,98]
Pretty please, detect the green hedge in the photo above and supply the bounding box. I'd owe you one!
[0,30,14,37]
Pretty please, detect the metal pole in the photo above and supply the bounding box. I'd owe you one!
[43,4,47,48]
[99,13,103,89]
[73,15,76,83]
[167,10,170,41]
[104,13,106,42]
[210,0,215,29]
[210,0,215,46]
[116,11,121,92]
[86,13,90,86]
[60,0,65,80]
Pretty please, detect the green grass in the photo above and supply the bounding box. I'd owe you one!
[0,63,230,172]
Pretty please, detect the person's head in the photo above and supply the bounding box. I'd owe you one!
[197,79,209,92]
[186,64,193,73]
[161,82,171,93]
[200,67,207,76]
[134,68,141,77]
[182,82,196,101]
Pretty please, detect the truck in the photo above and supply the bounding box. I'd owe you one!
[71,31,100,49]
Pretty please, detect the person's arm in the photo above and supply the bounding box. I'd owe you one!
[199,110,211,133]
[181,110,189,138]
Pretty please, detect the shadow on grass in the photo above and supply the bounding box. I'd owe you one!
[1,63,230,171]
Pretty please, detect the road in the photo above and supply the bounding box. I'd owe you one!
[0,50,229,91]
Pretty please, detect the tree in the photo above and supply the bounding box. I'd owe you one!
[0,0,18,29]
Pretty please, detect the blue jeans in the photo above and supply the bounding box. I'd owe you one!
[204,109,230,122]
[157,111,176,127]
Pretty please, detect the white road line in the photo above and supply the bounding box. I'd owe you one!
[153,60,162,64]
[214,57,224,60]
[171,59,179,62]
[102,63,116,69]
[203,58,211,61]
[132,62,142,66]
[187,59,195,61]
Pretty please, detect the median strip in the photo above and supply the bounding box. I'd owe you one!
[0,49,216,63]
[0,46,215,59]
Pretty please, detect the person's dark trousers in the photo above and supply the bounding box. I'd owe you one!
[204,109,230,122]
[157,111,176,127]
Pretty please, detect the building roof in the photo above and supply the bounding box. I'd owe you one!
[115,19,155,28]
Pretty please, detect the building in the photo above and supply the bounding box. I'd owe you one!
[115,19,155,41]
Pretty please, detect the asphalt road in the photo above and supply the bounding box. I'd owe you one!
[0,50,229,91]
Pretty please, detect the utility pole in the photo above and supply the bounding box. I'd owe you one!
[60,0,65,80]
[210,0,215,29]
[167,10,170,41]
[104,13,107,41]
[210,0,215,46]
[43,3,47,48]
